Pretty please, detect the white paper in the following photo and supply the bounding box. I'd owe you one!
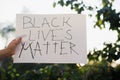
[14,14,87,63]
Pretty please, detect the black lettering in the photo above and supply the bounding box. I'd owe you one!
[42,29,51,41]
[34,41,42,56]
[19,42,34,59]
[51,29,63,41]
[65,29,72,40]
[53,42,59,53]
[33,17,41,28]
[43,42,50,54]
[42,18,50,27]
[23,16,34,29]
[69,42,79,55]
[38,30,40,39]
[51,17,59,27]
[60,41,68,55]
[29,30,35,41]
[63,17,72,27]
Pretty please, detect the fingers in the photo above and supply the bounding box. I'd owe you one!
[8,37,22,48]
[16,37,22,44]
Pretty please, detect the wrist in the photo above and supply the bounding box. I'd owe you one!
[5,47,12,56]
[0,48,9,60]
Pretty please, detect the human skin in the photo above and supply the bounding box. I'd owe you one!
[0,37,22,60]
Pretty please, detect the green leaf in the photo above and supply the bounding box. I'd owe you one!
[53,2,56,8]
[58,0,64,7]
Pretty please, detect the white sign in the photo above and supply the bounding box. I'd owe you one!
[14,14,87,63]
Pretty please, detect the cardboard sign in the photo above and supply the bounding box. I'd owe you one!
[14,14,87,63]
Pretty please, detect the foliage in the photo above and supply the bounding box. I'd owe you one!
[54,0,120,63]
[95,0,120,41]
[0,58,120,80]
[53,0,94,14]
[0,0,120,80]
[88,42,120,63]
[0,23,15,37]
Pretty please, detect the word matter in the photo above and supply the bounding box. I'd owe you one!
[19,41,79,59]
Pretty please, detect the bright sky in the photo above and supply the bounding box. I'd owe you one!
[0,0,119,53]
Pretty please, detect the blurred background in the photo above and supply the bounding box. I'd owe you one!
[0,0,120,80]
[0,0,118,51]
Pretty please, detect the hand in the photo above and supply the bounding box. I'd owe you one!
[0,37,22,60]
[7,37,22,56]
